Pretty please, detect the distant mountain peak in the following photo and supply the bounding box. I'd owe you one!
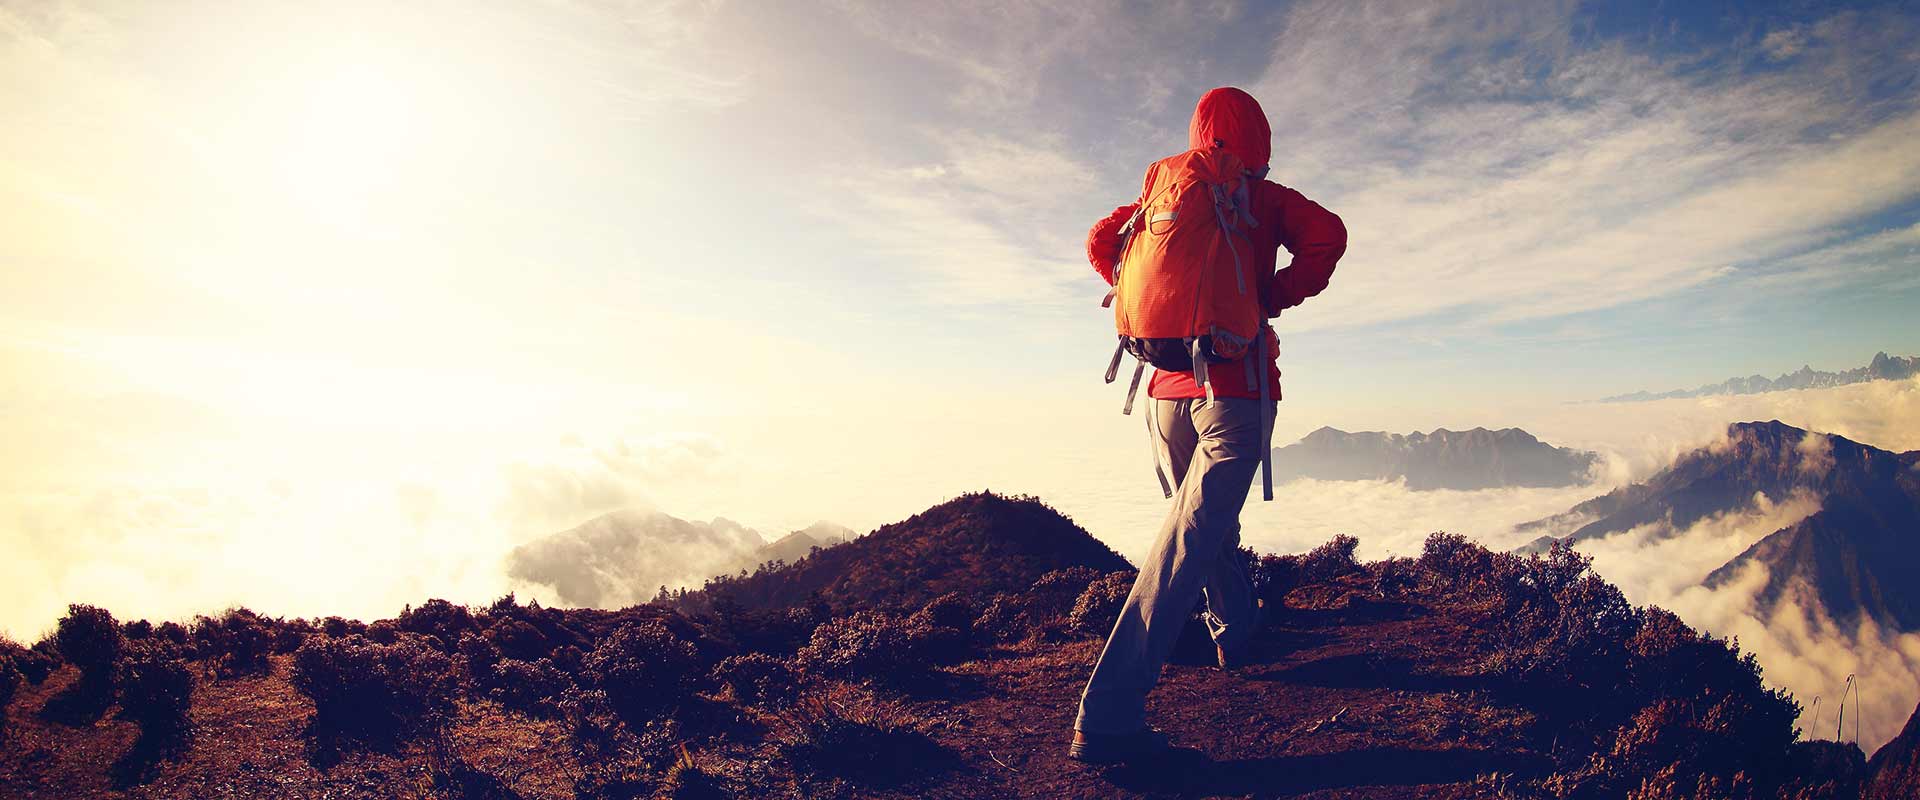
[662,490,1130,614]
[1271,425,1598,491]
[1599,352,1919,402]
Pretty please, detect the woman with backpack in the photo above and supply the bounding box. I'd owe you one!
[1071,86,1347,764]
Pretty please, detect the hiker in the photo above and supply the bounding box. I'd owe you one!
[1070,86,1346,763]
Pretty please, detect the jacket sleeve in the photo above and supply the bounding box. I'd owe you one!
[1264,185,1346,315]
[1086,203,1139,286]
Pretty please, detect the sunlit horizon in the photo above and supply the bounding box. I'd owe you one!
[5,5,1920,755]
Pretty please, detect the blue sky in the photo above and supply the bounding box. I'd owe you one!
[3,0,1919,635]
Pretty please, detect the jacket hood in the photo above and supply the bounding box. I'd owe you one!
[1187,87,1271,170]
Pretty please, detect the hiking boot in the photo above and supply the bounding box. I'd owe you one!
[1068,727,1172,764]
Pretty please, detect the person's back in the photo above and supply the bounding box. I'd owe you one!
[1070,86,1346,764]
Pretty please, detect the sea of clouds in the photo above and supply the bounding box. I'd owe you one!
[5,375,1919,750]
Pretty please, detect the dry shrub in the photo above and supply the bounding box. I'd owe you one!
[290,633,457,753]
[56,603,124,683]
[485,618,552,662]
[714,653,798,706]
[395,599,477,651]
[974,566,1105,643]
[192,608,276,678]
[903,593,976,665]
[108,640,196,785]
[797,610,926,680]
[1416,535,1804,798]
[1067,570,1136,636]
[115,641,195,737]
[1249,535,1363,608]
[319,616,364,638]
[153,621,189,647]
[771,683,951,788]
[45,604,124,723]
[490,657,571,717]
[458,632,502,685]
[4,636,59,686]
[0,646,21,729]
[583,620,700,722]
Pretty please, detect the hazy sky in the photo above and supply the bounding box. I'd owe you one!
[4,0,1919,637]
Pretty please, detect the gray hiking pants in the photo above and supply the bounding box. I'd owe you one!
[1075,396,1271,735]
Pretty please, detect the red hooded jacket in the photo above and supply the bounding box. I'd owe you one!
[1087,87,1346,401]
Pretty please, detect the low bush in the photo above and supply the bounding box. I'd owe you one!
[290,633,458,750]
[1301,534,1362,582]
[714,653,798,706]
[484,618,551,662]
[56,604,124,681]
[192,609,275,678]
[319,616,365,638]
[457,632,502,685]
[490,657,571,717]
[115,640,195,743]
[1368,557,1421,599]
[1066,570,1135,636]
[395,599,476,651]
[974,567,1105,643]
[708,602,825,658]
[153,621,189,646]
[4,637,57,686]
[364,619,400,644]
[772,684,950,788]
[47,604,124,722]
[903,594,975,666]
[583,620,700,722]
[797,610,926,680]
[1247,535,1362,609]
[272,618,314,654]
[1416,534,1805,798]
[0,651,20,726]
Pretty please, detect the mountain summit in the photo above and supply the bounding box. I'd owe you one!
[669,491,1132,614]
[1270,426,1599,491]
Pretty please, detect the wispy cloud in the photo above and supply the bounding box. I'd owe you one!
[1249,0,1920,333]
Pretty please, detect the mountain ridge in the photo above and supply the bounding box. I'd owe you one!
[1519,420,1920,631]
[1270,425,1599,491]
[1599,351,1919,403]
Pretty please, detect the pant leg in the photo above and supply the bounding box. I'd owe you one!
[1148,398,1198,493]
[1075,397,1271,734]
[1153,399,1256,651]
[1201,523,1256,651]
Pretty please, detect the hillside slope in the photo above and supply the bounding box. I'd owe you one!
[663,491,1132,614]
[1521,421,1920,630]
[0,523,1875,799]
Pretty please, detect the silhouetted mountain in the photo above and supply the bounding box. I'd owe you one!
[1521,421,1920,630]
[668,491,1132,614]
[1270,426,1599,490]
[1705,437,1920,630]
[1599,351,1919,402]
[1869,702,1920,799]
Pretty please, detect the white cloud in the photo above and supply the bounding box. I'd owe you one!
[1248,0,1920,333]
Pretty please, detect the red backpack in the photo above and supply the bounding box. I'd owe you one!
[1100,146,1274,500]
